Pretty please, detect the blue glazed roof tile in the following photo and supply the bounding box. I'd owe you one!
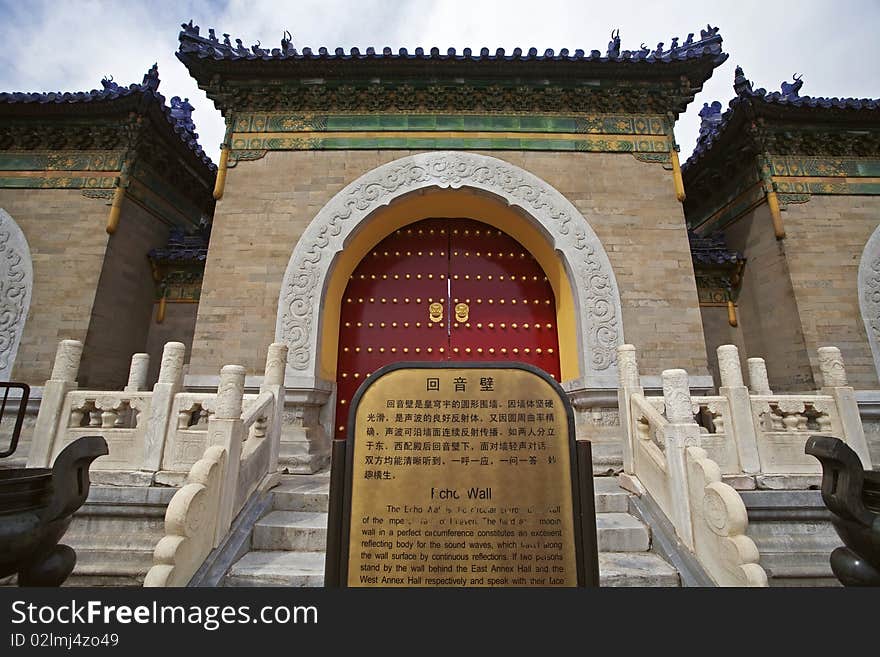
[0,65,215,171]
[684,66,880,171]
[176,21,728,68]
[148,227,209,262]
[689,229,744,266]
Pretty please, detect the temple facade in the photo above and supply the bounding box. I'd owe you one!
[1,22,878,587]
[0,66,216,390]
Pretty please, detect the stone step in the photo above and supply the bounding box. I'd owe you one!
[64,548,155,587]
[595,513,651,552]
[249,510,649,554]
[252,511,328,551]
[592,477,629,513]
[272,475,333,512]
[224,550,680,587]
[757,553,839,587]
[267,474,628,514]
[224,551,325,587]
[598,552,680,587]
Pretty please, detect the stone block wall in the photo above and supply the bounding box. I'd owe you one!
[0,189,109,385]
[699,304,747,391]
[721,204,815,391]
[189,150,708,382]
[781,195,880,390]
[79,197,168,389]
[144,302,199,386]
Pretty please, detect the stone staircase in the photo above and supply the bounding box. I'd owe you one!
[63,486,176,586]
[224,474,681,587]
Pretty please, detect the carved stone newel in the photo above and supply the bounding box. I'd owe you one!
[158,342,186,385]
[662,369,692,424]
[717,344,744,388]
[747,357,772,395]
[264,343,288,387]
[216,365,246,419]
[617,344,640,389]
[125,354,150,392]
[818,347,848,388]
[50,340,83,383]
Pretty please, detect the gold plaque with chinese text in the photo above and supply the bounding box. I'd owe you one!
[343,364,580,587]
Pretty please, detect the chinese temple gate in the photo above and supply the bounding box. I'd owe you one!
[334,217,561,436]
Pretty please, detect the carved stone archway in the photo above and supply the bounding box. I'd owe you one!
[858,222,880,380]
[0,208,33,381]
[276,151,624,388]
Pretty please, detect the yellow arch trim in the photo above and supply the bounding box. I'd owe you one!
[319,188,579,383]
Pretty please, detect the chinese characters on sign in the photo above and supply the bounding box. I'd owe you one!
[346,366,577,587]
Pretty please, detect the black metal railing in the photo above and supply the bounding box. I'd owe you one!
[0,382,30,459]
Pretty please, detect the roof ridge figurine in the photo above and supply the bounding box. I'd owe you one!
[780,73,804,100]
[141,63,160,92]
[606,29,620,58]
[733,65,754,96]
[281,30,296,55]
[101,75,119,93]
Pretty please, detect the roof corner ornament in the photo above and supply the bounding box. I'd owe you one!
[606,29,620,58]
[683,33,694,46]
[700,24,720,39]
[698,101,723,137]
[780,73,803,100]
[208,28,218,43]
[141,64,159,92]
[281,30,296,55]
[180,20,199,37]
[733,65,753,95]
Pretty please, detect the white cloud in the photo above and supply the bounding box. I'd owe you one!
[1,0,877,163]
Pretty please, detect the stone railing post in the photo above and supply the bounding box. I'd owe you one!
[717,345,761,474]
[261,343,288,474]
[28,340,83,467]
[818,347,872,469]
[617,344,643,475]
[662,368,701,549]
[747,358,772,396]
[124,353,150,392]
[209,364,246,545]
[141,342,185,473]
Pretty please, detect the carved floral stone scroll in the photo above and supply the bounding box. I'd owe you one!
[858,224,880,382]
[0,208,32,381]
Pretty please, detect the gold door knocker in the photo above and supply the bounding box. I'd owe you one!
[428,302,444,323]
[454,302,469,323]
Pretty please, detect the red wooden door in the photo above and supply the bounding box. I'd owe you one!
[448,220,560,377]
[334,218,560,437]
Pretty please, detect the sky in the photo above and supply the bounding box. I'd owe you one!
[0,0,878,164]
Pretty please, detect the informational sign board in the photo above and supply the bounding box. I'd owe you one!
[325,363,599,587]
